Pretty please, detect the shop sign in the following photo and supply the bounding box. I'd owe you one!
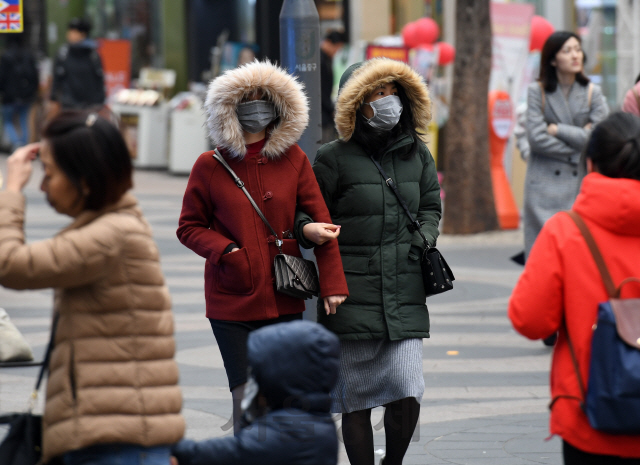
[365,45,408,63]
[0,0,23,33]
[98,39,132,100]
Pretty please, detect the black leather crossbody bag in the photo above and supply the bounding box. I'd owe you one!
[370,156,454,296]
[0,314,60,465]
[213,150,319,299]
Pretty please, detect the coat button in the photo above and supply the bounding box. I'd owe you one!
[258,157,268,164]
[555,170,560,176]
[264,191,273,200]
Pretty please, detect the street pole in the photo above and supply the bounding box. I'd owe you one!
[279,0,322,164]
[280,0,322,321]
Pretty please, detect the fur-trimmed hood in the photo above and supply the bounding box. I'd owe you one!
[204,60,309,159]
[335,58,432,141]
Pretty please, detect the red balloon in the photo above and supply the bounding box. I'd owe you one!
[529,15,554,52]
[436,41,455,65]
[401,21,420,49]
[414,17,440,45]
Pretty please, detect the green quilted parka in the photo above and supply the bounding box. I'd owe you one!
[297,58,442,341]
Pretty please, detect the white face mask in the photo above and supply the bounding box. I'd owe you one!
[237,100,276,134]
[363,95,403,131]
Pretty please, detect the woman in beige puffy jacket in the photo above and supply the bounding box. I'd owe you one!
[0,110,184,464]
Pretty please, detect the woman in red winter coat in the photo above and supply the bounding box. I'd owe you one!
[509,111,640,464]
[177,61,349,434]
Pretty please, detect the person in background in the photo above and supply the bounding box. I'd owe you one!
[176,60,348,435]
[295,57,442,465]
[171,320,340,465]
[621,73,640,117]
[50,18,105,113]
[509,111,640,464]
[524,31,608,263]
[0,110,184,464]
[524,31,609,343]
[0,34,39,151]
[320,30,346,143]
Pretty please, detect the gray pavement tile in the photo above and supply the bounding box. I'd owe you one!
[426,440,504,450]
[447,458,539,465]
[428,432,530,442]
[504,435,560,454]
[512,453,560,464]
[428,448,514,459]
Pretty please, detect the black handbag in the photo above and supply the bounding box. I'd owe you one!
[0,314,59,465]
[370,156,454,296]
[212,150,320,300]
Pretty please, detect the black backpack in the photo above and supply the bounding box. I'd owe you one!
[6,52,39,102]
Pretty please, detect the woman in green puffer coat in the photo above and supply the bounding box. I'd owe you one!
[295,58,442,465]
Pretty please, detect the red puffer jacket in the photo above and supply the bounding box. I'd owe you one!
[509,172,640,457]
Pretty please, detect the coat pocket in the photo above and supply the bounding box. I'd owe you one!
[341,254,370,275]
[216,247,254,295]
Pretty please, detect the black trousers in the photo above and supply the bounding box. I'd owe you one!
[563,440,640,465]
[209,313,302,390]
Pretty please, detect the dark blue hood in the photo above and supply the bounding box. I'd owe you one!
[247,321,340,412]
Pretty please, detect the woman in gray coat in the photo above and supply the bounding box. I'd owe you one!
[524,31,608,260]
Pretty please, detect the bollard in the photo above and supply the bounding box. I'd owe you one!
[280,0,322,165]
[280,0,322,321]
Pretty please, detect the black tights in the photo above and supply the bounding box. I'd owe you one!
[341,397,420,465]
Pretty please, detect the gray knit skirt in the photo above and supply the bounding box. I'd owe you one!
[330,338,425,413]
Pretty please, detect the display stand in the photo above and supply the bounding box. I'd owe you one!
[111,103,170,169]
[169,108,210,174]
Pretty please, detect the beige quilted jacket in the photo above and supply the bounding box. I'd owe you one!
[0,191,184,462]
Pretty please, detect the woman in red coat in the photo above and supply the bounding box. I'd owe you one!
[177,61,349,433]
[509,111,640,464]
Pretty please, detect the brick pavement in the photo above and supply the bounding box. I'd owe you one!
[0,155,562,464]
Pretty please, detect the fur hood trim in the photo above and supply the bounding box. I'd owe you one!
[204,60,309,159]
[335,58,432,141]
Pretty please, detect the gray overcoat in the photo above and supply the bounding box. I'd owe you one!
[523,81,608,257]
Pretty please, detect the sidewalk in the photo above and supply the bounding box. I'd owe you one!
[0,156,561,464]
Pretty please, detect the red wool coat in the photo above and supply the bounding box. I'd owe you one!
[509,173,640,457]
[177,143,348,321]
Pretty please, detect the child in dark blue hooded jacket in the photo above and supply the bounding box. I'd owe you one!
[171,320,340,465]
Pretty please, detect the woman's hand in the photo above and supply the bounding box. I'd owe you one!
[5,143,40,193]
[546,124,558,136]
[324,294,347,315]
[302,223,341,246]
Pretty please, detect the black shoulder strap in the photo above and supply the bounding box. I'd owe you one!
[566,210,617,298]
[370,156,429,248]
[212,149,283,253]
[35,312,59,391]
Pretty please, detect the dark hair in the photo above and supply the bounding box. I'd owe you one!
[584,112,640,181]
[324,30,347,44]
[538,31,589,92]
[42,109,133,210]
[635,72,640,85]
[350,82,423,160]
[67,17,92,35]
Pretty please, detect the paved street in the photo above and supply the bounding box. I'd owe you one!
[0,155,562,464]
